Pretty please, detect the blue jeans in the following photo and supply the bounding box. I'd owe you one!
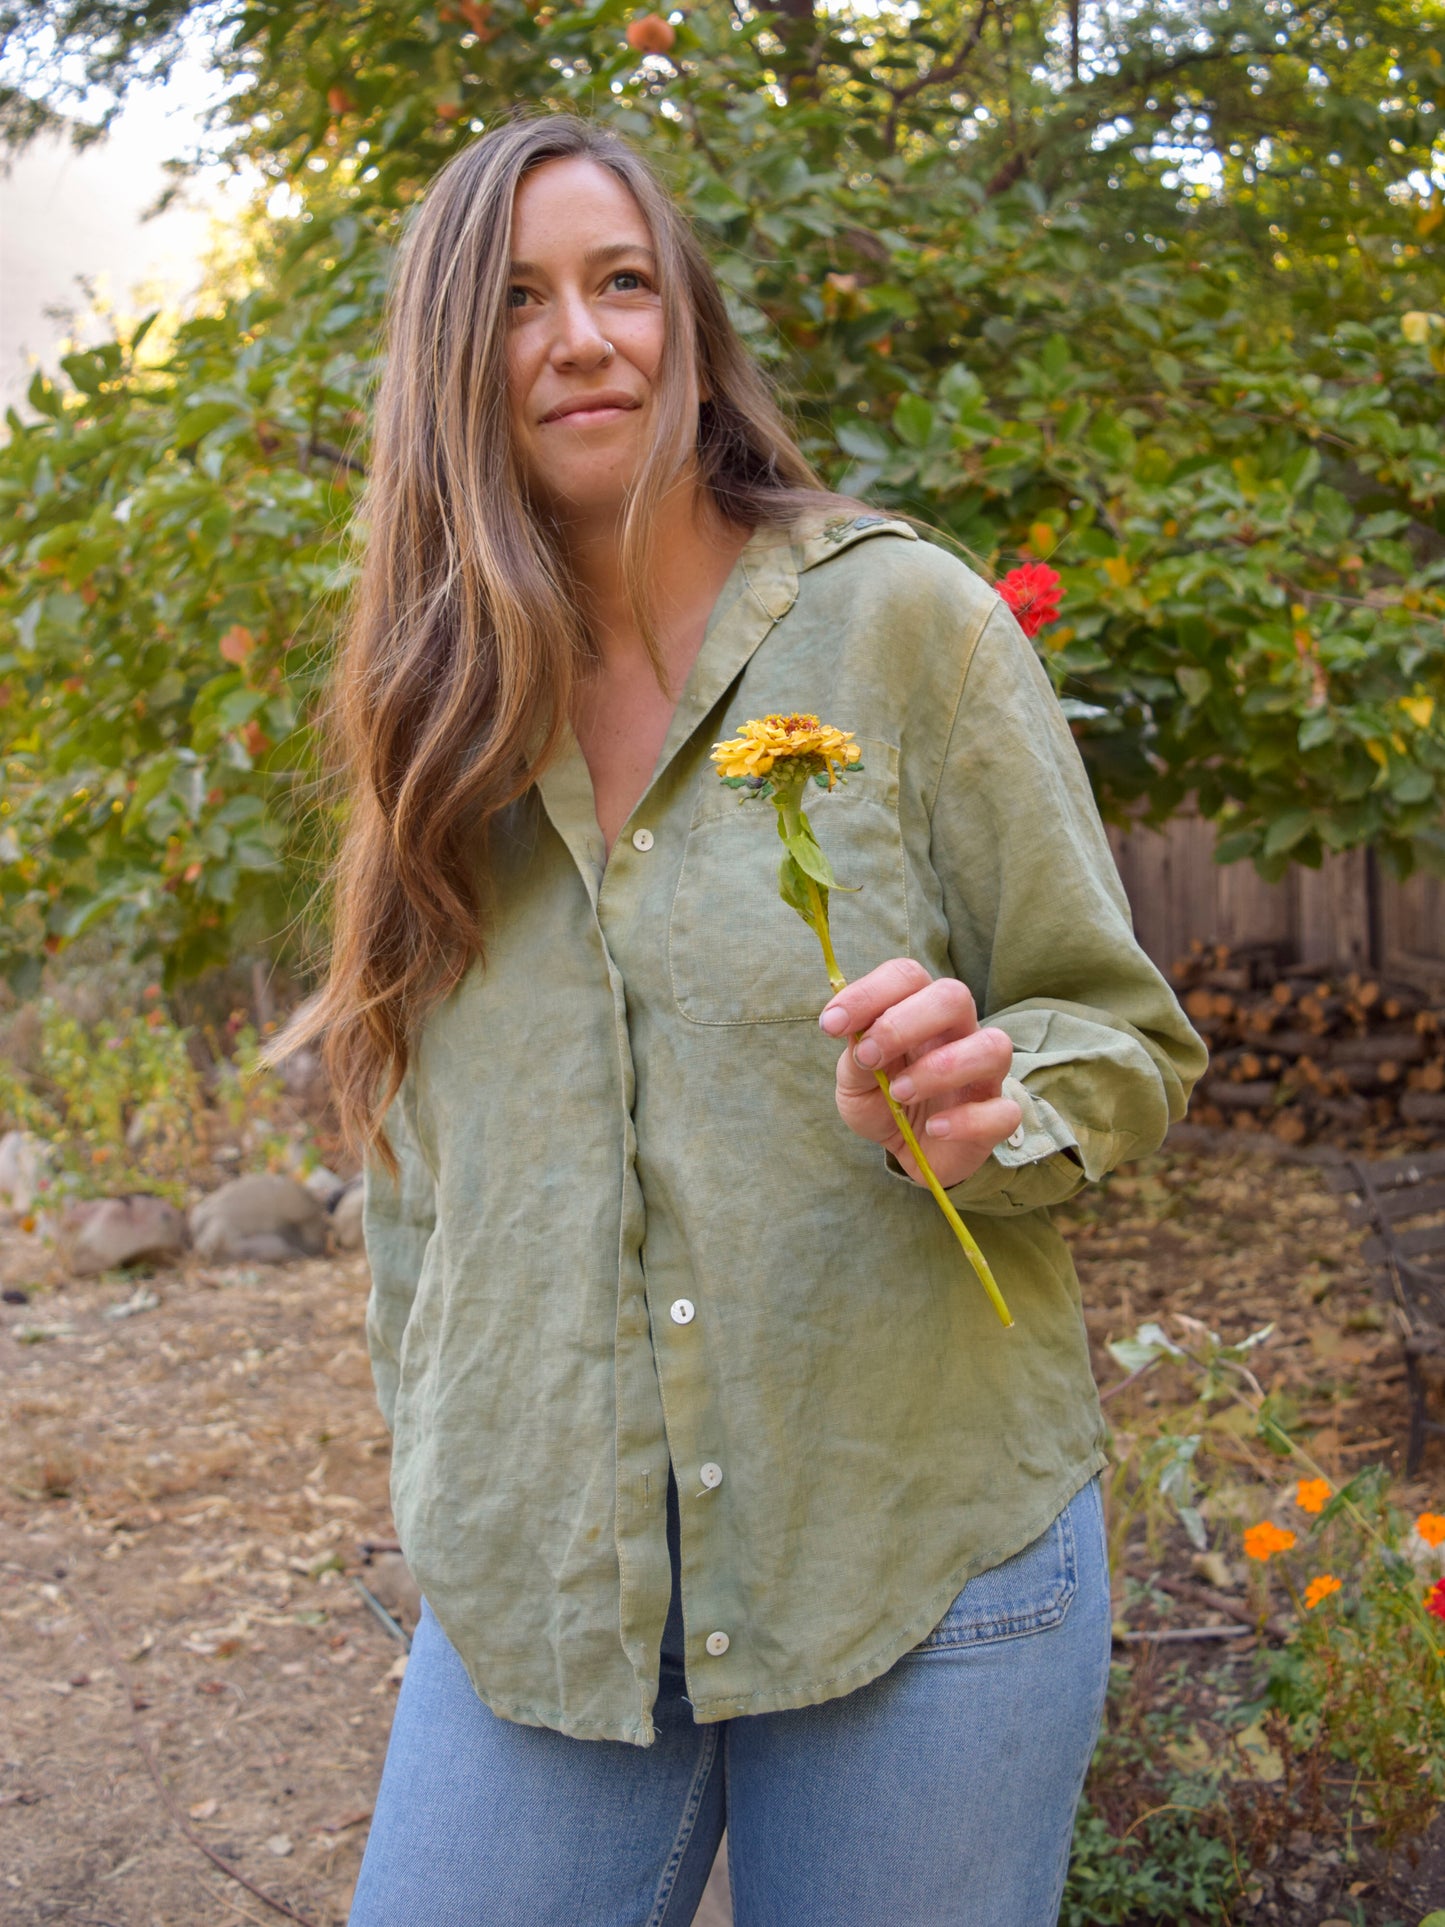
[350,1474,1110,1926]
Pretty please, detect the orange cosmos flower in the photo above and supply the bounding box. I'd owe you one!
[1295,1478,1332,1514]
[1243,1522,1297,1563]
[1303,1574,1341,1609]
[1415,1512,1445,1548]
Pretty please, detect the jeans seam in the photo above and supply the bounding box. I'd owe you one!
[646,1722,720,1927]
[1044,1479,1112,1920]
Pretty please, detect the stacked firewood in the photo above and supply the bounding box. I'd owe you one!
[1172,942,1445,1146]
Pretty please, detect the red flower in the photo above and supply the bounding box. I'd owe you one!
[1426,1577,1445,1624]
[998,562,1063,639]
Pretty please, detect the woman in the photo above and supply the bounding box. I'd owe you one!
[293,113,1206,1925]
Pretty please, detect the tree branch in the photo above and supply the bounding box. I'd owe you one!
[882,0,993,151]
[302,437,365,475]
[984,147,1029,198]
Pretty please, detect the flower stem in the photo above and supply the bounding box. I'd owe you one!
[874,1075,1015,1330]
[799,871,1014,1330]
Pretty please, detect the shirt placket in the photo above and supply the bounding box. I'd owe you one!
[534,532,801,1729]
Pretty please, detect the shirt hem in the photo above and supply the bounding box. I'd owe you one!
[685,1452,1108,1726]
[446,1655,658,1748]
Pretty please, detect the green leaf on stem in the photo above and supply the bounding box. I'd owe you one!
[1314,1461,1389,1530]
[778,850,822,921]
[783,825,836,888]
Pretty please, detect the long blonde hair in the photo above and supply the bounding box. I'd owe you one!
[277,113,845,1173]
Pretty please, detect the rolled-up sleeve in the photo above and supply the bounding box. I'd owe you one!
[361,1076,437,1431]
[914,596,1208,1217]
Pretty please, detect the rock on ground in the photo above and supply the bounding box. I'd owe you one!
[0,1129,48,1215]
[189,1173,330,1264]
[332,1181,365,1252]
[363,1552,421,1629]
[65,1195,187,1276]
[304,1165,348,1209]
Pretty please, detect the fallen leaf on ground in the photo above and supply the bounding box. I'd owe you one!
[313,1808,372,1835]
[1234,1718,1285,1782]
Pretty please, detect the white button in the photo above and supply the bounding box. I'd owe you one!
[631,827,654,851]
[699,1461,723,1489]
[705,1630,730,1657]
[670,1299,695,1325]
[1007,1124,1026,1149]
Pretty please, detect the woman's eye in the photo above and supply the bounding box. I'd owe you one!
[506,286,530,309]
[610,270,647,292]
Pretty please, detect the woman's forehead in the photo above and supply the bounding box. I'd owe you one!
[510,156,653,253]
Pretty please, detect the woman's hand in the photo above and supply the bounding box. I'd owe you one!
[820,959,1022,1190]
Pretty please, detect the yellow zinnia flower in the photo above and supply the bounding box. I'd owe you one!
[711,713,862,788]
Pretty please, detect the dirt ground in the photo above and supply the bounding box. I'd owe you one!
[2,1132,1442,1926]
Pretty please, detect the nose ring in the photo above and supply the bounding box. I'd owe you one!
[600,340,615,363]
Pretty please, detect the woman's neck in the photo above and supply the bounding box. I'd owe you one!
[563,481,749,694]
[559,480,752,856]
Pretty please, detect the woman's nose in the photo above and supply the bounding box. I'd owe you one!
[548,292,611,370]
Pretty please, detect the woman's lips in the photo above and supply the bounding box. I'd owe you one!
[548,406,630,426]
[540,394,641,425]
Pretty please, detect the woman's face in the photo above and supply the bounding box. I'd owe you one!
[506,157,676,524]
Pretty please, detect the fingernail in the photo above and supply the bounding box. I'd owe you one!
[889,1074,916,1102]
[819,1005,849,1035]
[854,1038,882,1068]
[925,1115,951,1138]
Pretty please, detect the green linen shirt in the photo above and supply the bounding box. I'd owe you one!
[362,506,1207,1747]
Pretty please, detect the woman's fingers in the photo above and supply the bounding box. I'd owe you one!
[819,958,938,1042]
[920,1093,1023,1146]
[825,963,1022,1184]
[821,966,979,1076]
[887,1027,1013,1105]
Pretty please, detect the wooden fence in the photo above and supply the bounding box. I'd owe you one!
[1107,812,1445,989]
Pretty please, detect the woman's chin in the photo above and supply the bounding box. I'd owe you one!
[536,473,643,528]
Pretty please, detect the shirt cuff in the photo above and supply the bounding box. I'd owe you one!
[882,1074,1086,1217]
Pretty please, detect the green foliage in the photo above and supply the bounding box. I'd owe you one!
[2,0,1443,981]
[0,217,384,986]
[1263,1497,1445,1854]
[0,992,325,1200]
[1064,1679,1243,1926]
[0,992,207,1200]
[1100,1313,1445,1894]
[211,1016,324,1176]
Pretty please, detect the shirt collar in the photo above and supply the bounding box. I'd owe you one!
[535,508,915,881]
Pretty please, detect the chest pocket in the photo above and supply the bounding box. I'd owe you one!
[668,738,909,1026]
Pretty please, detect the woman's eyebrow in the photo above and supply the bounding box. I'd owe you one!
[508,243,658,277]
